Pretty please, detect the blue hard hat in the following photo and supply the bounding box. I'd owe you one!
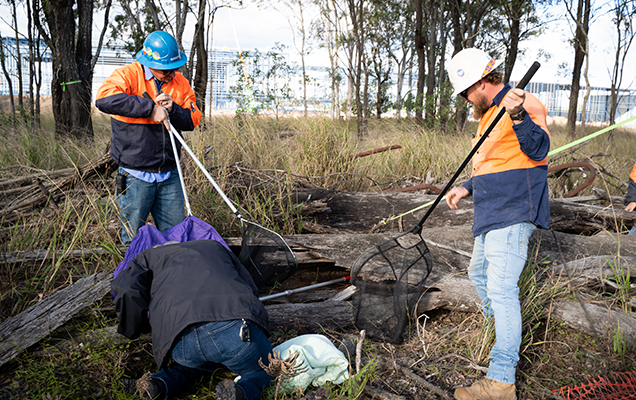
[136,31,187,70]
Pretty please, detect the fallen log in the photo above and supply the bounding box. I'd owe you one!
[265,300,355,332]
[550,199,636,234]
[1,246,126,265]
[290,188,636,235]
[0,152,116,224]
[0,272,112,367]
[552,300,636,347]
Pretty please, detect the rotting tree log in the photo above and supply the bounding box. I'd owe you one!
[291,188,636,235]
[0,273,112,367]
[0,151,116,224]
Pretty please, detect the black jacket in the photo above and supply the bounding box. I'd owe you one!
[111,240,269,369]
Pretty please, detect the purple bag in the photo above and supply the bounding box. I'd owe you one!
[113,216,230,279]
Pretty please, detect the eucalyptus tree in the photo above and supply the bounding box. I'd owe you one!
[414,0,449,126]
[366,0,403,119]
[347,0,366,133]
[607,0,636,125]
[191,2,242,121]
[447,0,493,132]
[564,0,593,138]
[107,0,163,56]
[370,0,414,119]
[32,0,111,140]
[257,0,313,116]
[8,0,23,111]
[311,0,343,119]
[0,35,15,129]
[325,0,366,129]
[486,0,548,83]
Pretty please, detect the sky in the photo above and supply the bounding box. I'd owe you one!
[1,2,634,90]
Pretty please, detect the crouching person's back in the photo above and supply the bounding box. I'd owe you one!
[112,239,273,400]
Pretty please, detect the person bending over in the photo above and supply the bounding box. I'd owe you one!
[112,240,273,400]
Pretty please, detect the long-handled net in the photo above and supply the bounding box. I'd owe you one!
[165,121,298,289]
[350,62,541,343]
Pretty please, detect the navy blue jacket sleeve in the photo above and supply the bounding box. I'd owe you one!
[169,102,195,132]
[512,116,550,161]
[462,177,474,195]
[111,256,152,339]
[626,177,636,204]
[95,93,155,119]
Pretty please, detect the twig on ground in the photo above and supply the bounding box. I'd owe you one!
[432,353,489,373]
[356,329,366,374]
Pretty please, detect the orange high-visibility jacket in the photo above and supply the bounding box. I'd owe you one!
[96,62,202,173]
[462,85,550,237]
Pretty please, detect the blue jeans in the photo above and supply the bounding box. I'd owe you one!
[629,224,636,236]
[117,167,185,245]
[152,320,273,400]
[467,222,536,385]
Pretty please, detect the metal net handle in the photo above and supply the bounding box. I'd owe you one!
[242,220,298,268]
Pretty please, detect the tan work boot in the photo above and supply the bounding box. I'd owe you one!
[454,378,517,400]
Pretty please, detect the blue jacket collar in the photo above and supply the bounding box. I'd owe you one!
[491,83,512,108]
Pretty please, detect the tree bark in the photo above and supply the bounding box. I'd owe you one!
[414,0,425,126]
[36,0,95,140]
[290,188,636,235]
[423,0,439,126]
[566,0,591,138]
[193,0,208,122]
[0,273,112,367]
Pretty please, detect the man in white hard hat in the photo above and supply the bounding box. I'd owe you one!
[445,48,550,400]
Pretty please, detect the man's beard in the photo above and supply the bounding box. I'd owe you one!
[472,92,491,120]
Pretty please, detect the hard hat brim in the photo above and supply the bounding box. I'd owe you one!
[135,49,188,70]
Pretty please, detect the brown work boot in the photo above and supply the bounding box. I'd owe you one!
[454,378,516,400]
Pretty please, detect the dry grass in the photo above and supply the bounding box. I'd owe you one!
[1,114,635,399]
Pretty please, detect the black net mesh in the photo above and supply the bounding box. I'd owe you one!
[239,220,298,289]
[350,230,433,343]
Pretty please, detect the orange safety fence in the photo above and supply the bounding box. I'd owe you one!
[554,371,636,400]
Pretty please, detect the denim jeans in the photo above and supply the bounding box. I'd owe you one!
[467,222,536,385]
[117,167,185,245]
[152,320,273,400]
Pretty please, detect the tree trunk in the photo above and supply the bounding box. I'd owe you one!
[10,0,23,111]
[566,0,590,139]
[449,0,466,132]
[414,0,425,126]
[0,35,16,131]
[37,0,95,141]
[503,6,520,83]
[424,0,439,126]
[193,0,208,124]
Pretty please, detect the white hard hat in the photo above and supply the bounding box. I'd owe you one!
[447,48,502,97]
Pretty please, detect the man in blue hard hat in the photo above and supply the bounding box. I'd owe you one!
[96,31,202,245]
